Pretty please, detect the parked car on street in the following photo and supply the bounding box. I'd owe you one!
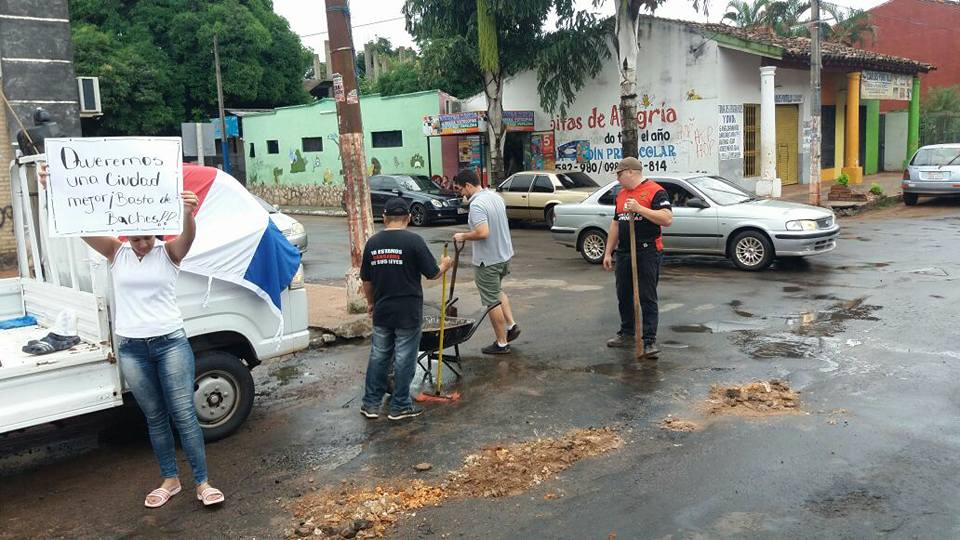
[551,174,839,271]
[341,174,464,226]
[902,144,960,205]
[496,170,600,227]
[252,194,308,253]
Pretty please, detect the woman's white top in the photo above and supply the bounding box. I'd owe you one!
[110,242,183,339]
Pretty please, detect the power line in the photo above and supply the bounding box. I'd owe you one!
[297,15,406,39]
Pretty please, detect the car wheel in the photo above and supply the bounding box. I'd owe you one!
[193,350,255,442]
[545,206,556,228]
[410,203,427,226]
[903,192,918,206]
[729,230,773,271]
[579,229,607,265]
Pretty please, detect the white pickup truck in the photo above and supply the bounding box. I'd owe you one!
[0,154,309,441]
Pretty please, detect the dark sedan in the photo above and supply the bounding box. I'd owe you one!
[342,174,465,226]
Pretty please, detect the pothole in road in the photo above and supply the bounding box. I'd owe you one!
[804,489,885,518]
[290,428,624,539]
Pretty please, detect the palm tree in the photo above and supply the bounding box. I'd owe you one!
[821,5,876,47]
[722,0,770,28]
[763,0,810,37]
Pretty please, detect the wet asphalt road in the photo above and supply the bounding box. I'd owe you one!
[2,200,960,539]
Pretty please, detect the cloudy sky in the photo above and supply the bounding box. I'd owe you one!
[273,0,890,54]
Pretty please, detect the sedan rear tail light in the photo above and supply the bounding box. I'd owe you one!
[902,169,910,180]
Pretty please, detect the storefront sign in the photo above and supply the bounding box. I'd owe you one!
[503,110,535,132]
[422,111,488,136]
[861,70,913,101]
[775,94,804,104]
[717,105,743,161]
[45,137,184,237]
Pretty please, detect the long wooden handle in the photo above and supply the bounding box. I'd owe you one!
[628,213,643,360]
[437,243,449,391]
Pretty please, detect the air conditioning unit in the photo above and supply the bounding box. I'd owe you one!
[445,100,461,114]
[76,77,102,117]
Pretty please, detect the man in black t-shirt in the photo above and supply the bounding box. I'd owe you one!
[360,198,452,420]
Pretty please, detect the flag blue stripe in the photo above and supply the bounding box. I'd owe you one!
[242,220,301,310]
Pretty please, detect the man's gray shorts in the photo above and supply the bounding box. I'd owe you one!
[474,261,509,306]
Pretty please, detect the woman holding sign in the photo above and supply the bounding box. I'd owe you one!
[40,167,225,509]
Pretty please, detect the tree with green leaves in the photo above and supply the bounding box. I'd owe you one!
[763,0,810,37]
[820,5,875,47]
[404,0,609,181]
[70,0,312,136]
[722,0,770,27]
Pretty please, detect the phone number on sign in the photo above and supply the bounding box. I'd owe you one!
[556,160,668,174]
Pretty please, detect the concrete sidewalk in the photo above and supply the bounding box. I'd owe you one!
[281,206,345,217]
[780,172,902,206]
[305,283,371,339]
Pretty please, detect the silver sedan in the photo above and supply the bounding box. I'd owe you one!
[551,174,839,271]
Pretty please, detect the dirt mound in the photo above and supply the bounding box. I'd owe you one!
[659,416,701,432]
[291,428,623,538]
[449,428,623,498]
[292,480,444,539]
[706,380,800,416]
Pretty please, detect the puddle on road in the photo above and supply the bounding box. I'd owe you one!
[662,340,690,349]
[782,286,804,293]
[671,297,882,361]
[672,320,766,334]
[271,365,304,386]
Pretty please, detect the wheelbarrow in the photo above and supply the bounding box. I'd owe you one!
[387,301,501,392]
[417,300,501,385]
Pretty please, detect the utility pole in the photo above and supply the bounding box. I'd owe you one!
[213,33,232,174]
[809,0,822,206]
[325,0,374,313]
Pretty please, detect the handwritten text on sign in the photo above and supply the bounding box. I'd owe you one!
[45,137,184,237]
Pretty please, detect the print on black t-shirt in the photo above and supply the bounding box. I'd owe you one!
[360,230,441,329]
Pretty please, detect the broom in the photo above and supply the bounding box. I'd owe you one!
[415,243,461,402]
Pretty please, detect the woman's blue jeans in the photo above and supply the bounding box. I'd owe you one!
[118,329,208,484]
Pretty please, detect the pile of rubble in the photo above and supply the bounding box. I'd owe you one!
[707,380,801,416]
[290,428,623,538]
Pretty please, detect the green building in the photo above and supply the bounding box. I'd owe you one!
[241,90,460,207]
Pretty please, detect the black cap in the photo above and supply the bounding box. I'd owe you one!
[383,197,410,216]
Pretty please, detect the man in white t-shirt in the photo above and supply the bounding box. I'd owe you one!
[452,169,520,355]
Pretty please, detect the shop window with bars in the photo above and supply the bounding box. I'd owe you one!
[743,104,760,177]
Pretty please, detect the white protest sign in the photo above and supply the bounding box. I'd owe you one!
[45,137,184,237]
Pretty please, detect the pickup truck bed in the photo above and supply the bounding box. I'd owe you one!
[0,325,103,371]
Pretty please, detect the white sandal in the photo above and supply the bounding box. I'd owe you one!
[144,485,181,508]
[197,486,225,506]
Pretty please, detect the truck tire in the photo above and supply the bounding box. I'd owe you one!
[193,350,255,442]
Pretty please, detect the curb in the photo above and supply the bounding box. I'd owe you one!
[831,194,903,217]
[281,208,347,217]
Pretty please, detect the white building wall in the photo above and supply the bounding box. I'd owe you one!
[883,111,909,171]
[464,18,817,187]
[465,20,728,185]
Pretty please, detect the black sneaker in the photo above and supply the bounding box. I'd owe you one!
[360,405,379,419]
[481,342,511,355]
[643,341,661,359]
[606,334,633,348]
[387,406,424,421]
[506,324,521,342]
